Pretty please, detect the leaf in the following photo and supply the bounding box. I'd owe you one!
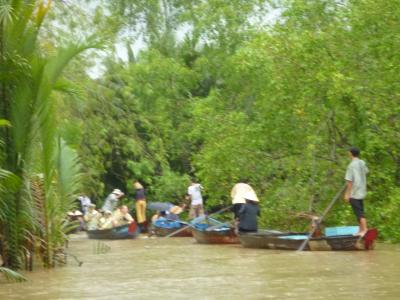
[0,119,11,127]
[0,267,28,282]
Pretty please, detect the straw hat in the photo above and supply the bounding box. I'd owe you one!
[169,206,183,215]
[133,181,143,189]
[112,189,123,196]
[244,191,259,202]
[74,210,83,216]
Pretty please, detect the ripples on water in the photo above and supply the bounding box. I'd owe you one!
[1,234,399,300]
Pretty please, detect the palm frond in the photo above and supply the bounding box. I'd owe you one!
[0,1,13,27]
[0,267,27,282]
[0,169,21,222]
[0,0,94,270]
[44,37,100,86]
[56,138,82,209]
[35,0,52,28]
[53,78,83,98]
[30,174,46,232]
[0,119,11,127]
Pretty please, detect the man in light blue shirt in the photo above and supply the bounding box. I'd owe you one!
[344,147,369,236]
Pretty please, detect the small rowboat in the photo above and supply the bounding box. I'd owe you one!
[191,223,239,244]
[239,227,378,251]
[152,221,193,237]
[87,223,139,239]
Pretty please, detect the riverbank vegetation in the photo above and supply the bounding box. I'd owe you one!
[1,0,400,270]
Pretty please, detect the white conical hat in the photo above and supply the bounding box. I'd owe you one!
[244,191,259,202]
[112,189,123,195]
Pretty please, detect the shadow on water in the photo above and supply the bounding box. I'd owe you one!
[1,233,400,300]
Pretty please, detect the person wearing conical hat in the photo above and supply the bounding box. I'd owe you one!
[238,191,260,233]
[231,180,259,221]
[166,204,185,221]
[133,181,147,232]
[102,189,124,212]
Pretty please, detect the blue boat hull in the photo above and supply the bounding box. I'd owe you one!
[87,223,139,239]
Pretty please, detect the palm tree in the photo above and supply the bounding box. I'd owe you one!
[0,1,96,269]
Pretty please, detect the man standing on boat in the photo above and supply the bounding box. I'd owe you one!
[134,181,147,232]
[344,147,369,237]
[188,179,204,218]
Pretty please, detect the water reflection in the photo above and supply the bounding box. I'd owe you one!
[1,234,399,300]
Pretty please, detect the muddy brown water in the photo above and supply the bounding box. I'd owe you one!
[1,234,399,300]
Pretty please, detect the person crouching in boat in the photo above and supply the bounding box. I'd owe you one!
[149,211,168,237]
[238,192,260,233]
[151,205,184,224]
[98,210,114,230]
[166,204,185,221]
[152,211,168,223]
[296,212,323,238]
[84,203,99,230]
[311,216,322,237]
[113,205,134,227]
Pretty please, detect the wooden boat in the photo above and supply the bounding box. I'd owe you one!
[239,227,378,251]
[152,222,193,237]
[191,224,239,244]
[87,223,139,239]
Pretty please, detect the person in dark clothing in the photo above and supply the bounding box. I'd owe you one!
[238,191,260,233]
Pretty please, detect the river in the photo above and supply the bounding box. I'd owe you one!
[1,234,400,299]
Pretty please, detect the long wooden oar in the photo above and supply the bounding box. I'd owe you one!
[297,183,347,251]
[165,205,233,238]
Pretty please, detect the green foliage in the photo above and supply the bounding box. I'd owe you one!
[77,51,195,203]
[74,0,400,241]
[0,267,27,283]
[0,0,93,270]
[150,170,190,202]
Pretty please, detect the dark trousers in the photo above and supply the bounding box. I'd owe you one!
[350,198,365,221]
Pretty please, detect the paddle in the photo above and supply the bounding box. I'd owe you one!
[165,205,233,238]
[297,183,347,251]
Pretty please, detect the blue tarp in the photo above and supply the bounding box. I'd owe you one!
[278,235,308,240]
[325,226,359,237]
[153,219,182,229]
